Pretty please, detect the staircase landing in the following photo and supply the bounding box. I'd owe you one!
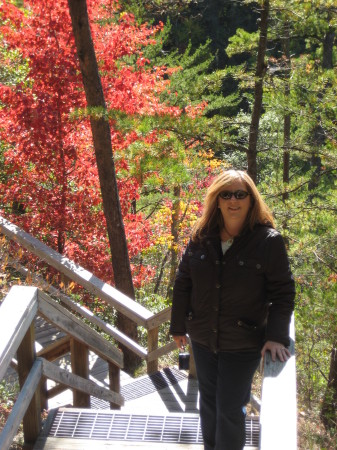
[33,372,259,449]
[22,317,259,449]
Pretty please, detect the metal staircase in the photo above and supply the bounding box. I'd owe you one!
[33,408,260,449]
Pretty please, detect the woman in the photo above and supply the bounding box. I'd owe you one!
[170,170,295,450]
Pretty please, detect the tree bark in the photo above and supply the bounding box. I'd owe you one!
[308,25,334,194]
[282,20,291,202]
[67,0,140,373]
[323,26,335,70]
[154,250,169,295]
[167,185,181,299]
[247,0,269,182]
[321,346,337,430]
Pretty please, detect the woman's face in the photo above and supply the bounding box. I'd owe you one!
[217,180,251,229]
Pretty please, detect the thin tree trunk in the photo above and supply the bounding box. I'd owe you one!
[308,25,333,195]
[67,0,140,373]
[247,0,269,182]
[154,250,169,295]
[321,346,337,430]
[323,26,335,70]
[167,185,181,299]
[282,20,291,202]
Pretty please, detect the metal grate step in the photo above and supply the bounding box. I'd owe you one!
[48,409,260,446]
[91,367,188,409]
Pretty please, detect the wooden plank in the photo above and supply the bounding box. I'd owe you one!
[46,383,68,400]
[40,376,48,411]
[70,339,90,408]
[37,336,71,361]
[6,247,178,367]
[146,306,171,330]
[57,292,148,359]
[147,340,176,362]
[259,314,297,450]
[147,327,159,374]
[41,358,124,407]
[8,258,149,359]
[33,437,205,449]
[0,286,38,381]
[0,216,151,325]
[108,363,120,410]
[37,291,123,368]
[17,322,41,445]
[0,359,42,450]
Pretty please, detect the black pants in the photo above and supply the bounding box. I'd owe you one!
[192,342,261,450]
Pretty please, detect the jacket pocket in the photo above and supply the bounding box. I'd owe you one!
[237,319,260,333]
[236,257,264,272]
[189,249,209,264]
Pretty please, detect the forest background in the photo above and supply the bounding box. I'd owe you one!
[0,0,336,448]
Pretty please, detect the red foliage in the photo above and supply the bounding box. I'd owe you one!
[0,0,180,286]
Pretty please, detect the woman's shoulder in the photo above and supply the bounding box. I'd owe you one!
[254,224,282,240]
[190,227,220,246]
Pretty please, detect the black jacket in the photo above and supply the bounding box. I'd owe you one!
[170,225,295,352]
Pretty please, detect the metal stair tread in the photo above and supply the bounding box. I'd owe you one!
[34,407,259,449]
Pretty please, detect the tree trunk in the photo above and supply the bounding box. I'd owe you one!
[167,185,181,299]
[308,25,333,195]
[247,0,269,182]
[321,346,337,430]
[67,0,140,373]
[154,250,169,295]
[323,26,335,70]
[282,20,291,202]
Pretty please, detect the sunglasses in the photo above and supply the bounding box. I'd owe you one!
[218,190,250,200]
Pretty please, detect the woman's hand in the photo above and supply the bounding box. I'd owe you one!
[261,340,291,362]
[173,335,188,350]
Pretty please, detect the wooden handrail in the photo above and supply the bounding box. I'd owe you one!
[0,215,181,374]
[1,218,298,449]
[38,290,123,368]
[259,314,297,449]
[0,216,152,326]
[0,286,38,381]
[0,285,124,450]
[8,257,148,358]
[146,306,172,330]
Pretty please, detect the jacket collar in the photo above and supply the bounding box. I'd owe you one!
[201,224,268,261]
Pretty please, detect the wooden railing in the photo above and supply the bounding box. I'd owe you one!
[0,215,297,449]
[0,215,180,375]
[0,285,124,450]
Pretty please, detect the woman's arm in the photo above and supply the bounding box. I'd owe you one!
[169,241,193,337]
[264,231,296,346]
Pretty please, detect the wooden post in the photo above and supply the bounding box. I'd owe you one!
[147,327,159,374]
[70,338,90,407]
[39,376,48,411]
[17,323,41,448]
[108,362,121,410]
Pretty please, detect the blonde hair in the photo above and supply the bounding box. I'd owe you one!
[192,170,275,242]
